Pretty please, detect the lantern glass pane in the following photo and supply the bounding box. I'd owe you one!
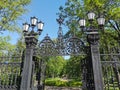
[97,18,105,25]
[38,21,44,30]
[23,23,29,31]
[88,12,95,20]
[31,17,37,26]
[79,19,86,27]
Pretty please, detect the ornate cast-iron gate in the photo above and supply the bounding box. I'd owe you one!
[0,19,120,90]
[32,37,120,90]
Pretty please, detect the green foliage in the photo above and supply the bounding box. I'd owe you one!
[0,73,20,86]
[46,56,66,78]
[15,35,26,54]
[45,78,82,87]
[45,55,85,80]
[64,56,84,79]
[0,36,15,51]
[0,35,25,55]
[100,29,118,46]
[0,0,31,32]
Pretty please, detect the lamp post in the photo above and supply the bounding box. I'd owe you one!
[23,17,44,48]
[79,12,105,90]
[20,17,44,90]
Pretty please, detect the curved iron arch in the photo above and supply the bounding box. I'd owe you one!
[34,35,86,56]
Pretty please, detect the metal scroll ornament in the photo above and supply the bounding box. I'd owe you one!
[65,36,85,55]
[34,35,85,56]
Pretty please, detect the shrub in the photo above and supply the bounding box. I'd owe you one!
[45,78,82,87]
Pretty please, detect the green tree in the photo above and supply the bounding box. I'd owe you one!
[0,0,31,32]
[58,0,120,38]
[64,56,84,79]
[46,56,66,78]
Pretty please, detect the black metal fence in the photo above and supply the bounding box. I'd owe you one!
[100,46,120,90]
[0,51,22,90]
[102,61,120,90]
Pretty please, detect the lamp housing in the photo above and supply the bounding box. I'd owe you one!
[79,19,86,28]
[31,17,38,27]
[87,12,95,21]
[23,23,30,32]
[97,17,105,26]
[37,21,44,31]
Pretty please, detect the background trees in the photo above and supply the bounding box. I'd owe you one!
[0,0,31,33]
[0,36,15,51]
[58,0,120,39]
[0,0,31,52]
[64,56,83,79]
[46,56,66,78]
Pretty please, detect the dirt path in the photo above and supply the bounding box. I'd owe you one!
[45,86,82,90]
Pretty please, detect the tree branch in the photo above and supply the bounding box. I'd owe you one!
[108,20,120,34]
[115,21,120,31]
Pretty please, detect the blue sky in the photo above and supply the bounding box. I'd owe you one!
[3,0,68,44]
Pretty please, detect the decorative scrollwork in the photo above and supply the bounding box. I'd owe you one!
[65,36,85,55]
[33,35,86,56]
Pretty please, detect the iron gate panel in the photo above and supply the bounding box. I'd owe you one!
[100,46,120,90]
[101,61,120,90]
[0,52,22,90]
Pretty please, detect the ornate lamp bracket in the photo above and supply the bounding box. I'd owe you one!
[87,31,99,45]
[25,36,38,48]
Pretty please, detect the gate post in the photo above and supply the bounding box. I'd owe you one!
[87,32,104,90]
[20,36,38,90]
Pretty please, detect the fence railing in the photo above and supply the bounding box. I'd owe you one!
[100,46,120,90]
[0,52,22,90]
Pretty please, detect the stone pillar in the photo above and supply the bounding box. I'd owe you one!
[87,32,104,90]
[20,36,38,90]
